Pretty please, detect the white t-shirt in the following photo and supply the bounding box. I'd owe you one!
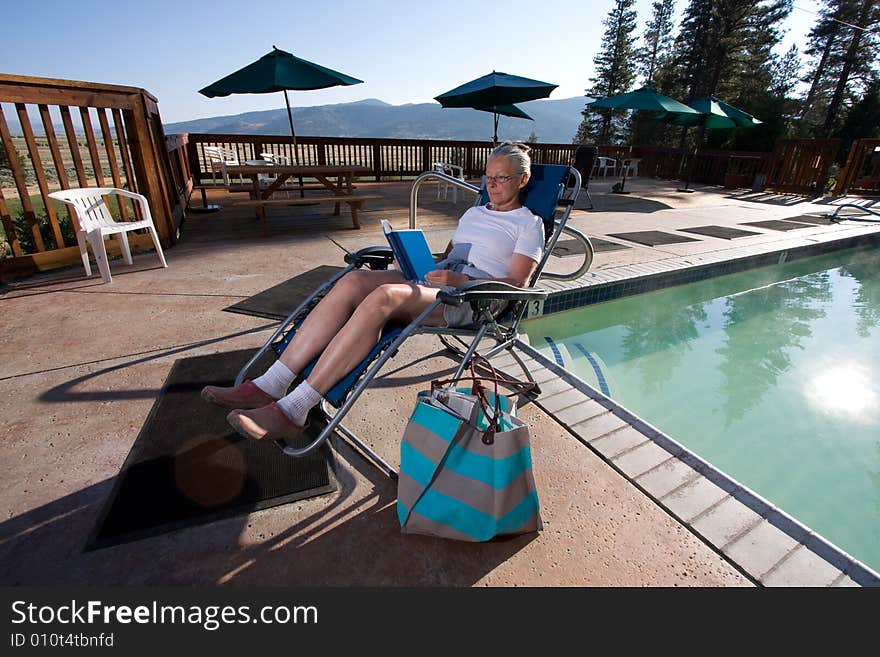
[447,205,544,279]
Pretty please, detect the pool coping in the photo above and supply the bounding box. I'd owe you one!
[502,221,880,587]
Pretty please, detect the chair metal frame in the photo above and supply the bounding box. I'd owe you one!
[234,165,593,477]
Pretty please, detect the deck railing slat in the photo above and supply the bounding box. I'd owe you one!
[16,102,64,249]
[0,103,44,251]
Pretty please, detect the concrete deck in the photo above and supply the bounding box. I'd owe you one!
[1,177,878,587]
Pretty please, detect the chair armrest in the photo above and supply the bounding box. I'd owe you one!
[437,280,548,306]
[345,246,394,269]
[108,188,153,222]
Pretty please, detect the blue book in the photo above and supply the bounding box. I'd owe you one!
[381,219,436,283]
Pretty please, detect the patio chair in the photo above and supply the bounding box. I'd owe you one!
[231,163,592,477]
[205,146,241,184]
[620,158,641,177]
[570,145,596,209]
[48,187,168,284]
[595,156,617,178]
[433,162,465,202]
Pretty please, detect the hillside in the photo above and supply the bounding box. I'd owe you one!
[164,96,590,144]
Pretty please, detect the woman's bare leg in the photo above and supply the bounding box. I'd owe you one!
[227,282,446,440]
[306,281,445,394]
[202,269,408,409]
[277,269,408,375]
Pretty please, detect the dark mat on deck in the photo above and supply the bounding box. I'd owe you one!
[552,237,631,257]
[87,349,336,549]
[607,230,701,246]
[223,265,345,320]
[779,214,836,225]
[740,219,814,231]
[679,225,762,239]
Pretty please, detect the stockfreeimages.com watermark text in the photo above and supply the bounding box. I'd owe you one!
[10,599,317,632]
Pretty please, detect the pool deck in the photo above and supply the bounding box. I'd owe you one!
[1,177,878,587]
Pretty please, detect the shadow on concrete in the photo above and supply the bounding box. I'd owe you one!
[724,190,822,206]
[811,196,878,208]
[0,434,535,586]
[30,326,276,399]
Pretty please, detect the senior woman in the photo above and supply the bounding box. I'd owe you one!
[202,141,545,442]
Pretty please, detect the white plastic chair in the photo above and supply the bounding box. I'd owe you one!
[620,158,641,177]
[595,157,617,178]
[433,162,465,202]
[48,187,168,284]
[204,146,241,184]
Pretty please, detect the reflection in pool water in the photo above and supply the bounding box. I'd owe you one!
[524,247,880,572]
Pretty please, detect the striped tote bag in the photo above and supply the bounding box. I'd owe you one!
[397,387,542,541]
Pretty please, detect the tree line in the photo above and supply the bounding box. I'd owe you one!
[575,0,880,160]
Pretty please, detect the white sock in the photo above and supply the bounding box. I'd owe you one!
[252,361,296,399]
[276,380,323,427]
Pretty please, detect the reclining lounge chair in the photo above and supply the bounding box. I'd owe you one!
[233,163,593,478]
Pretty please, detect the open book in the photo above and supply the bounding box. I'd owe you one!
[380,219,436,283]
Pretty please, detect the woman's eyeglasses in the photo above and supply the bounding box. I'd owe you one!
[484,174,519,185]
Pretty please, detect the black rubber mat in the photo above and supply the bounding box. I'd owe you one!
[551,237,630,256]
[679,225,762,239]
[607,231,701,246]
[223,265,344,320]
[740,219,814,231]
[779,214,836,225]
[87,349,336,549]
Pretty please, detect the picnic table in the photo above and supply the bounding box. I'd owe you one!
[225,163,379,234]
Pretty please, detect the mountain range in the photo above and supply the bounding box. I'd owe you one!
[163,96,590,144]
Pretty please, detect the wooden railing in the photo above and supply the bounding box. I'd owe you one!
[592,145,772,187]
[0,74,181,278]
[834,138,880,196]
[765,138,840,196]
[186,133,579,185]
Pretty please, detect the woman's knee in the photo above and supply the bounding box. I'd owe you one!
[331,269,376,301]
[358,283,411,317]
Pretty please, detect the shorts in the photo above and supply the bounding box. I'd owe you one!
[443,298,509,328]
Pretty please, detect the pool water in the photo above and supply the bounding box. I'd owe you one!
[524,247,880,572]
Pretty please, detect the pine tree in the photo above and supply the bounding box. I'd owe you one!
[799,0,880,136]
[821,0,880,136]
[628,0,678,145]
[574,0,638,144]
[835,79,880,156]
[637,0,677,87]
[663,0,791,150]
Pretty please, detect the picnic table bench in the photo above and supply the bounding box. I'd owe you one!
[225,163,374,235]
[231,194,383,230]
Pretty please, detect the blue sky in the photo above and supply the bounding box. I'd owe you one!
[3,0,821,124]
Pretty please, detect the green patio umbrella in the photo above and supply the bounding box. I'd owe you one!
[435,71,556,143]
[657,95,763,129]
[588,86,700,113]
[656,96,762,191]
[199,46,363,163]
[587,87,700,192]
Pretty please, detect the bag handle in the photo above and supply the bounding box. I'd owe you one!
[430,354,538,400]
[430,354,537,445]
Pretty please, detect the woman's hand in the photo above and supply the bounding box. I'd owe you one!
[424,269,471,288]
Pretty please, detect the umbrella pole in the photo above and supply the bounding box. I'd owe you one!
[284,89,306,197]
[677,118,707,193]
[493,113,499,146]
[612,149,632,194]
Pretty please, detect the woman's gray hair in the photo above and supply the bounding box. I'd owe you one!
[489,141,531,176]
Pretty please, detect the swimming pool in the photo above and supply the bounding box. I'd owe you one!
[523,246,880,573]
